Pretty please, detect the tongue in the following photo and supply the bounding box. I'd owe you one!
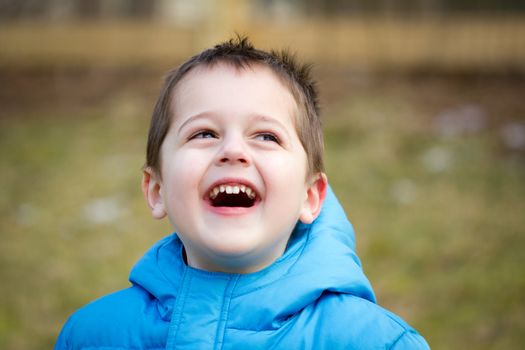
[212,192,254,208]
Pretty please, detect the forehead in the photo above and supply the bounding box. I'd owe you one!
[169,63,299,125]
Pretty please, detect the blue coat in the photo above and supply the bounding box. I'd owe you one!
[55,187,430,349]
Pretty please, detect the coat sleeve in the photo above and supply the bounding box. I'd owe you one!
[390,330,431,350]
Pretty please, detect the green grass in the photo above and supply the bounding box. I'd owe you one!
[0,71,524,349]
[0,98,172,349]
[323,81,525,349]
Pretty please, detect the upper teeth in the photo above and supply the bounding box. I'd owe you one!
[209,184,256,199]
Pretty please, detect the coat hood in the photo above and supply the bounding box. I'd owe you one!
[129,186,376,327]
[56,186,430,350]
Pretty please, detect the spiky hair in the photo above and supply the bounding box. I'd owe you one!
[146,36,324,176]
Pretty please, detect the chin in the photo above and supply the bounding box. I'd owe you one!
[207,235,261,258]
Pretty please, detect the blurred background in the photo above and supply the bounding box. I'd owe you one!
[1,0,524,349]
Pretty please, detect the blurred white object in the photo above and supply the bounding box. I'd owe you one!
[434,104,488,137]
[421,146,453,173]
[500,122,525,151]
[83,196,124,225]
[390,179,417,205]
[16,203,38,227]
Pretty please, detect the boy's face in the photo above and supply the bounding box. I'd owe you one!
[143,63,326,273]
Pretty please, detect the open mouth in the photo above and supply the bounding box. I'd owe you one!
[208,184,258,208]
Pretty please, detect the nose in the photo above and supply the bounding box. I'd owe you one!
[215,134,251,167]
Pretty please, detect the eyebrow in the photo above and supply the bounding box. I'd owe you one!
[177,112,212,134]
[250,114,292,140]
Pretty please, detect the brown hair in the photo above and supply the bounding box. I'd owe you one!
[145,36,324,176]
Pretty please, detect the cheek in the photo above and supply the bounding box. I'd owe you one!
[162,152,205,197]
[259,151,308,188]
[280,148,308,175]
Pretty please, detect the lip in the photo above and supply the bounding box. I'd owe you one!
[204,202,259,216]
[203,177,261,216]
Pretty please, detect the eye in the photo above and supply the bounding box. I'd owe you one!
[255,133,280,143]
[189,130,217,140]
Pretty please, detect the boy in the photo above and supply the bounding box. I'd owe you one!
[55,37,430,349]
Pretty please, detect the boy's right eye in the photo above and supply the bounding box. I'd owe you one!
[189,130,217,140]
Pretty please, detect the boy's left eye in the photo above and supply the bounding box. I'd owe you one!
[255,133,279,143]
[189,130,217,140]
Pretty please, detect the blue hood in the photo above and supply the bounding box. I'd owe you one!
[129,186,376,326]
[56,186,430,349]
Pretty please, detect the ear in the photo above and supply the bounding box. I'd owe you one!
[141,167,167,220]
[299,173,328,224]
